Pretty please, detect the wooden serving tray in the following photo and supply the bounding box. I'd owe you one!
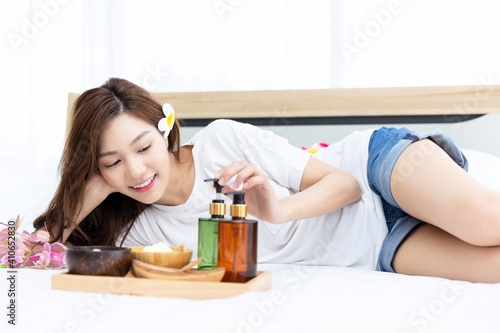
[51,270,271,300]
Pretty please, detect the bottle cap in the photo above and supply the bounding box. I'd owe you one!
[225,191,247,219]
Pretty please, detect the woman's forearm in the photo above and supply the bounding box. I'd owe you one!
[279,171,361,222]
[61,176,112,243]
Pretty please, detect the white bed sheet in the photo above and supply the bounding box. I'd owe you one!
[3,149,500,333]
[462,148,500,189]
[2,264,500,333]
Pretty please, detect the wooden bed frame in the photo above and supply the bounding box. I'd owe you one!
[67,84,500,131]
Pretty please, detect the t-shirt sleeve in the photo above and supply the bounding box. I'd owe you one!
[187,119,311,192]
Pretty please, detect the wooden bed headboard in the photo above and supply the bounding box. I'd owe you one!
[67,84,500,132]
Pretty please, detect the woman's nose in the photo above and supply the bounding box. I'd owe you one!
[126,158,147,180]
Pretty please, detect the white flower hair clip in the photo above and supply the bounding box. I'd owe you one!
[158,103,175,138]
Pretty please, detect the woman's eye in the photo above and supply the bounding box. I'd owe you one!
[105,160,120,168]
[139,144,151,153]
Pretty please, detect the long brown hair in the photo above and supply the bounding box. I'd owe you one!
[33,78,181,245]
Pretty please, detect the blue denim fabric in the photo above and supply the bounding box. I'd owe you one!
[367,127,468,272]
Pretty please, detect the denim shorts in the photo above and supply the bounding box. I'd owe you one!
[367,127,468,272]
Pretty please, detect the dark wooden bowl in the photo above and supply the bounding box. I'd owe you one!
[66,246,132,277]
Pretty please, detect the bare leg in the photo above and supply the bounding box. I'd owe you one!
[393,223,500,283]
[391,139,500,246]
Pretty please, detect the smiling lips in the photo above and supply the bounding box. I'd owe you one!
[131,175,155,193]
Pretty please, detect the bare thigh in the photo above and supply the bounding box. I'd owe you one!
[390,139,500,246]
[393,223,500,283]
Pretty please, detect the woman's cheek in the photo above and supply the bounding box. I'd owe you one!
[100,169,118,188]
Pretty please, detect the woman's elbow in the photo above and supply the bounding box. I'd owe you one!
[346,174,362,204]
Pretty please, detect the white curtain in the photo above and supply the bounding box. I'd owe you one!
[1,0,499,228]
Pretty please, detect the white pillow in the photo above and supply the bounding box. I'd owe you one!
[462,149,500,191]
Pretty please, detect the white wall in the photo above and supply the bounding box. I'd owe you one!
[1,0,500,228]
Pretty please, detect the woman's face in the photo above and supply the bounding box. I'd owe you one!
[97,113,170,204]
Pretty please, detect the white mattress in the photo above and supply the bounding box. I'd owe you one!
[3,264,500,333]
[3,149,500,333]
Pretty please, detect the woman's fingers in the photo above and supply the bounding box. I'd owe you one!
[214,161,282,223]
[215,161,265,189]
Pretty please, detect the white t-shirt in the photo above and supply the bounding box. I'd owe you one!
[120,120,388,270]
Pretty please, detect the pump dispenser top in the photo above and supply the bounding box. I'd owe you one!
[204,178,226,218]
[225,191,248,219]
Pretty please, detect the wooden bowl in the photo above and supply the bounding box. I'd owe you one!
[132,259,225,282]
[130,246,192,269]
[66,246,132,277]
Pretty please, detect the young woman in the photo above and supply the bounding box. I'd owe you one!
[34,78,500,283]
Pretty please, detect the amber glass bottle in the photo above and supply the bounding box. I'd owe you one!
[217,192,258,283]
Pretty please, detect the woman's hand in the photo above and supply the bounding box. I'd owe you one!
[214,157,361,225]
[215,161,285,223]
[86,172,116,202]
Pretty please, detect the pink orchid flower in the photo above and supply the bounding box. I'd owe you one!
[27,242,52,269]
[1,247,26,268]
[0,231,8,255]
[0,215,67,269]
[49,242,67,268]
[0,224,9,241]
[27,241,67,269]
[30,229,50,243]
[17,231,33,253]
[0,219,25,266]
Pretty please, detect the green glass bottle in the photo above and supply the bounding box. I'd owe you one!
[197,178,226,270]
